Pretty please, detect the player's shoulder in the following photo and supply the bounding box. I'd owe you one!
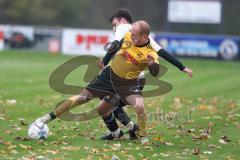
[123,31,132,40]
[116,24,132,32]
[114,24,132,41]
[149,36,162,52]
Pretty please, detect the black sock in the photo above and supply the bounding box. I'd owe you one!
[113,107,131,126]
[102,112,118,132]
[49,112,57,119]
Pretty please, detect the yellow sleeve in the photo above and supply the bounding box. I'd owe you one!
[148,52,159,64]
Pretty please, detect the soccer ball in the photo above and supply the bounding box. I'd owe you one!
[28,121,49,140]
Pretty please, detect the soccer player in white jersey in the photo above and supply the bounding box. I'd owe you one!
[97,9,192,143]
[35,9,193,144]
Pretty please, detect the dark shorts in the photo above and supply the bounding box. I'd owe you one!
[85,66,145,107]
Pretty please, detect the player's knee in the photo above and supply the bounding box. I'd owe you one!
[80,89,95,100]
[97,100,112,116]
[135,104,145,115]
[80,95,92,102]
[70,94,92,105]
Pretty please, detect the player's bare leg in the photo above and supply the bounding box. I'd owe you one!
[35,89,96,123]
[125,94,148,144]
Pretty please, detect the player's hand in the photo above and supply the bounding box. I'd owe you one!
[96,59,105,70]
[183,67,193,77]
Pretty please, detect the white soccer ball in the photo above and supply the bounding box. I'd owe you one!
[28,121,49,140]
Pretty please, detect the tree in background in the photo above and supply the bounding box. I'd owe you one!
[0,0,239,35]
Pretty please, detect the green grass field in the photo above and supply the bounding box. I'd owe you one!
[0,50,240,160]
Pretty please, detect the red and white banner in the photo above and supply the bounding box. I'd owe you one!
[62,28,113,56]
[0,26,4,50]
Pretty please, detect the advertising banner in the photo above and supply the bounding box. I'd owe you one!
[155,33,240,60]
[0,26,4,50]
[62,29,113,56]
[0,25,35,49]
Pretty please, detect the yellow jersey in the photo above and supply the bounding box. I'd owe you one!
[110,32,159,79]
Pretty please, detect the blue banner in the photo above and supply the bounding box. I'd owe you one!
[154,33,240,60]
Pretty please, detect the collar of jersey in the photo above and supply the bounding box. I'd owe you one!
[135,38,150,47]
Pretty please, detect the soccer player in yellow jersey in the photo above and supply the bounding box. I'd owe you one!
[95,20,193,143]
[34,12,193,144]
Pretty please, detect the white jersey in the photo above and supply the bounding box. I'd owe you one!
[113,23,162,79]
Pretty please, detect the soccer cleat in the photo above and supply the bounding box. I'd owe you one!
[126,124,139,140]
[140,136,149,144]
[100,130,124,140]
[35,114,53,124]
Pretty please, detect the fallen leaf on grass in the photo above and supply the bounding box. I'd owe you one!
[52,141,61,145]
[212,116,222,119]
[197,105,210,111]
[227,100,237,109]
[151,154,158,157]
[37,140,48,145]
[208,121,214,127]
[208,144,221,149]
[10,149,19,154]
[187,128,195,133]
[19,144,33,150]
[159,152,175,157]
[0,141,12,146]
[7,144,17,150]
[89,148,100,154]
[192,133,209,141]
[35,156,47,159]
[135,147,141,150]
[5,130,13,135]
[203,151,212,155]
[6,99,17,105]
[192,148,200,155]
[127,155,136,160]
[219,135,231,144]
[225,155,235,160]
[165,142,174,146]
[143,146,153,151]
[172,97,183,109]
[21,155,36,160]
[112,143,121,150]
[19,118,28,126]
[0,113,6,120]
[61,146,80,151]
[15,136,31,141]
[46,150,60,155]
[234,122,240,129]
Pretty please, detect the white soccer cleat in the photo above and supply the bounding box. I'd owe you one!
[35,114,52,124]
[140,136,149,144]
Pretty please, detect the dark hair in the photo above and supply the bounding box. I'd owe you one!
[110,8,133,24]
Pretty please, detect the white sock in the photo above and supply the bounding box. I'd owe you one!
[112,128,121,137]
[141,136,149,144]
[126,121,134,130]
[36,114,52,123]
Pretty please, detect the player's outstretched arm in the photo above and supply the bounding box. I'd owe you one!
[157,49,193,77]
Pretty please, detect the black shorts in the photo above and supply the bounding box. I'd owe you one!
[85,66,145,107]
